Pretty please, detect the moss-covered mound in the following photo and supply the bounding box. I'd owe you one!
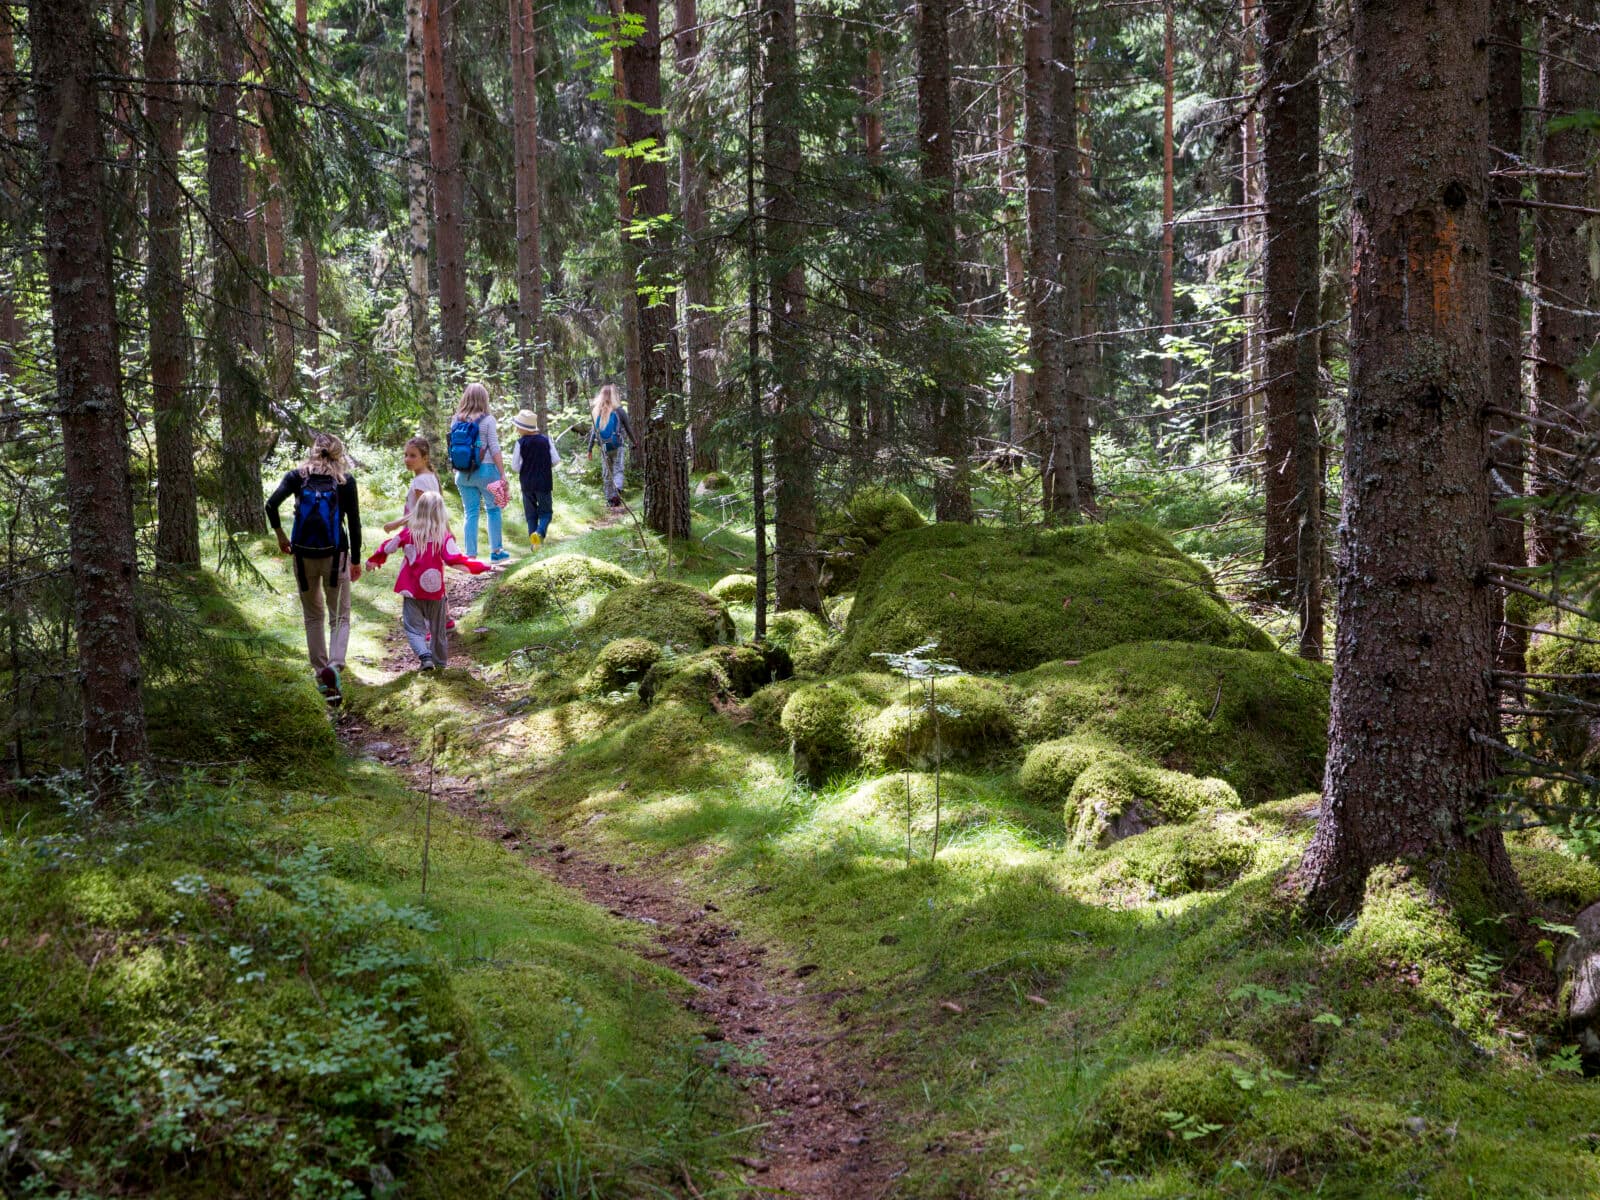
[147,655,337,779]
[766,610,840,674]
[780,673,1015,777]
[584,637,663,694]
[1014,641,1330,803]
[1089,1040,1268,1161]
[709,573,760,604]
[1508,841,1600,913]
[484,553,637,622]
[817,486,926,595]
[639,643,794,708]
[581,580,735,650]
[833,522,1272,673]
[1080,810,1258,898]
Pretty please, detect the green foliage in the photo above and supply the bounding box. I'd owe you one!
[484,554,638,623]
[816,486,927,595]
[584,637,663,694]
[833,521,1272,674]
[581,580,735,650]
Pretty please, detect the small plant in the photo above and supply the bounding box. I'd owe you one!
[1161,1110,1224,1141]
[872,642,962,864]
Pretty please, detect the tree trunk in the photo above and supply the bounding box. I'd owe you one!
[252,18,294,407]
[1260,0,1323,653]
[0,6,19,394]
[404,0,437,436]
[1487,0,1524,673]
[610,7,645,428]
[146,0,199,568]
[297,0,320,381]
[423,0,468,375]
[919,0,971,522]
[1240,0,1263,456]
[1054,0,1093,508]
[32,0,150,792]
[677,0,718,473]
[207,0,264,533]
[747,6,768,639]
[511,0,547,427]
[766,0,820,611]
[621,0,691,539]
[1022,0,1074,517]
[1298,0,1520,918]
[996,9,1030,447]
[1158,0,1175,442]
[1527,0,1595,570]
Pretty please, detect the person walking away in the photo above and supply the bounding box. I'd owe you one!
[265,432,362,704]
[383,435,441,533]
[510,408,561,546]
[364,491,493,670]
[447,382,512,562]
[585,383,638,509]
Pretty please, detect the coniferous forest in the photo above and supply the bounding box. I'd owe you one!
[5,0,1600,1194]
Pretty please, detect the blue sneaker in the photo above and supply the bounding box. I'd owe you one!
[490,549,512,563]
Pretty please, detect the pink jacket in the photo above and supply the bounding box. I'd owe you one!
[365,528,488,600]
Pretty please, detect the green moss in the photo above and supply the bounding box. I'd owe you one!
[483,554,637,622]
[697,470,732,492]
[766,609,840,674]
[1015,641,1330,802]
[778,673,899,778]
[584,637,663,694]
[345,668,496,770]
[816,486,926,594]
[581,580,735,650]
[1079,810,1258,898]
[1017,736,1119,803]
[747,678,805,741]
[638,643,793,708]
[709,573,760,604]
[1508,841,1600,913]
[833,522,1272,674]
[1065,755,1241,850]
[1088,1041,1266,1161]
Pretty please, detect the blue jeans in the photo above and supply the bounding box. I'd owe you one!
[454,461,503,557]
[522,487,553,539]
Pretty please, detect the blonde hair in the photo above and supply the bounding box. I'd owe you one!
[404,435,432,468]
[300,432,349,483]
[455,382,491,422]
[409,490,448,550]
[590,384,621,421]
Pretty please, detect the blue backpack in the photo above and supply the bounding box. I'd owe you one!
[448,416,482,471]
[291,473,342,556]
[595,410,623,450]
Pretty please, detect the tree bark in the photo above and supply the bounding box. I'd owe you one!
[610,5,645,428]
[620,0,691,539]
[423,0,468,374]
[32,0,150,792]
[996,9,1030,446]
[207,0,264,533]
[252,17,294,407]
[1260,0,1323,654]
[766,0,820,610]
[677,0,718,472]
[405,0,437,436]
[1240,0,1263,456]
[919,0,972,522]
[511,0,547,427]
[1298,0,1519,917]
[1527,0,1595,570]
[296,0,320,380]
[1158,0,1175,441]
[0,7,20,393]
[146,0,199,568]
[1054,0,1093,509]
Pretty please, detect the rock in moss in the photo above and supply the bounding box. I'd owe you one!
[148,655,336,779]
[817,486,926,595]
[639,643,794,708]
[696,470,732,494]
[1065,753,1240,849]
[1509,843,1600,913]
[766,610,840,674]
[581,580,735,650]
[748,678,806,740]
[1015,641,1330,803]
[779,673,901,778]
[1017,736,1118,803]
[710,573,761,604]
[1088,1040,1267,1160]
[585,638,663,694]
[833,522,1272,674]
[485,554,637,622]
[1082,810,1258,897]
[1523,615,1600,792]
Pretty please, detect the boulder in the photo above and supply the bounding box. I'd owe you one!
[485,554,637,622]
[581,580,735,650]
[1558,900,1600,1061]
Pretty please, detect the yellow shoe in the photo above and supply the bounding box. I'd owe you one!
[528,531,542,548]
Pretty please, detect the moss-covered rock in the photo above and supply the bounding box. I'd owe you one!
[1088,1040,1267,1161]
[1014,641,1330,803]
[485,554,637,622]
[817,486,926,595]
[638,643,794,708]
[584,638,663,694]
[748,678,806,741]
[1522,616,1600,798]
[1017,736,1117,803]
[1064,755,1240,849]
[1508,842,1600,913]
[147,655,337,779]
[581,580,735,650]
[766,610,840,674]
[709,573,761,604]
[833,522,1272,674]
[696,470,732,493]
[778,673,901,778]
[1080,810,1258,898]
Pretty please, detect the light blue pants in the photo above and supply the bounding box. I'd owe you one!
[454,461,503,557]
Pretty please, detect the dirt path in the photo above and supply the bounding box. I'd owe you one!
[342,565,902,1198]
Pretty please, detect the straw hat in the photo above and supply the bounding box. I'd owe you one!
[512,408,540,434]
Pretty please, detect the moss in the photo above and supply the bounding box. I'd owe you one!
[766,609,840,674]
[584,637,663,694]
[1017,736,1120,803]
[1015,641,1331,803]
[581,580,735,650]
[638,643,794,708]
[1508,842,1600,913]
[1522,616,1600,802]
[709,573,760,604]
[778,673,901,778]
[816,486,926,595]
[484,553,637,622]
[833,522,1272,674]
[344,668,496,770]
[697,470,732,492]
[748,678,805,741]
[1065,755,1241,850]
[1088,1040,1267,1161]
[1080,810,1258,898]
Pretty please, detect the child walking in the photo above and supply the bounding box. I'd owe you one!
[383,435,441,533]
[585,384,638,509]
[364,492,491,670]
[509,409,561,546]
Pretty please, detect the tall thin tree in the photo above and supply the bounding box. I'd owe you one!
[511,0,548,426]
[0,6,19,390]
[996,10,1030,446]
[297,0,320,377]
[1054,0,1093,508]
[677,0,718,472]
[423,0,468,375]
[405,0,437,434]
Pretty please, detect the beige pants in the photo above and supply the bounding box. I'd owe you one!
[296,553,351,671]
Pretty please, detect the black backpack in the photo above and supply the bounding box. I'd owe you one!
[290,473,343,556]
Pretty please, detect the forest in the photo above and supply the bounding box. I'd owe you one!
[3,0,1600,1194]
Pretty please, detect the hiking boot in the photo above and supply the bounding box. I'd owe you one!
[318,665,342,705]
[419,655,436,671]
[528,531,542,549]
[490,549,512,563]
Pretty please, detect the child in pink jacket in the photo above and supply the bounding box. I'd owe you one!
[364,492,491,670]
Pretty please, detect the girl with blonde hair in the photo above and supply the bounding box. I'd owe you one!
[364,491,494,670]
[585,384,638,508]
[446,382,511,561]
[264,432,363,703]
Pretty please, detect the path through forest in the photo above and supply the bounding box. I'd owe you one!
[337,557,902,1198]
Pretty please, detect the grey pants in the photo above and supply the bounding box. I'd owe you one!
[296,553,351,672]
[401,597,449,666]
[601,444,625,501]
